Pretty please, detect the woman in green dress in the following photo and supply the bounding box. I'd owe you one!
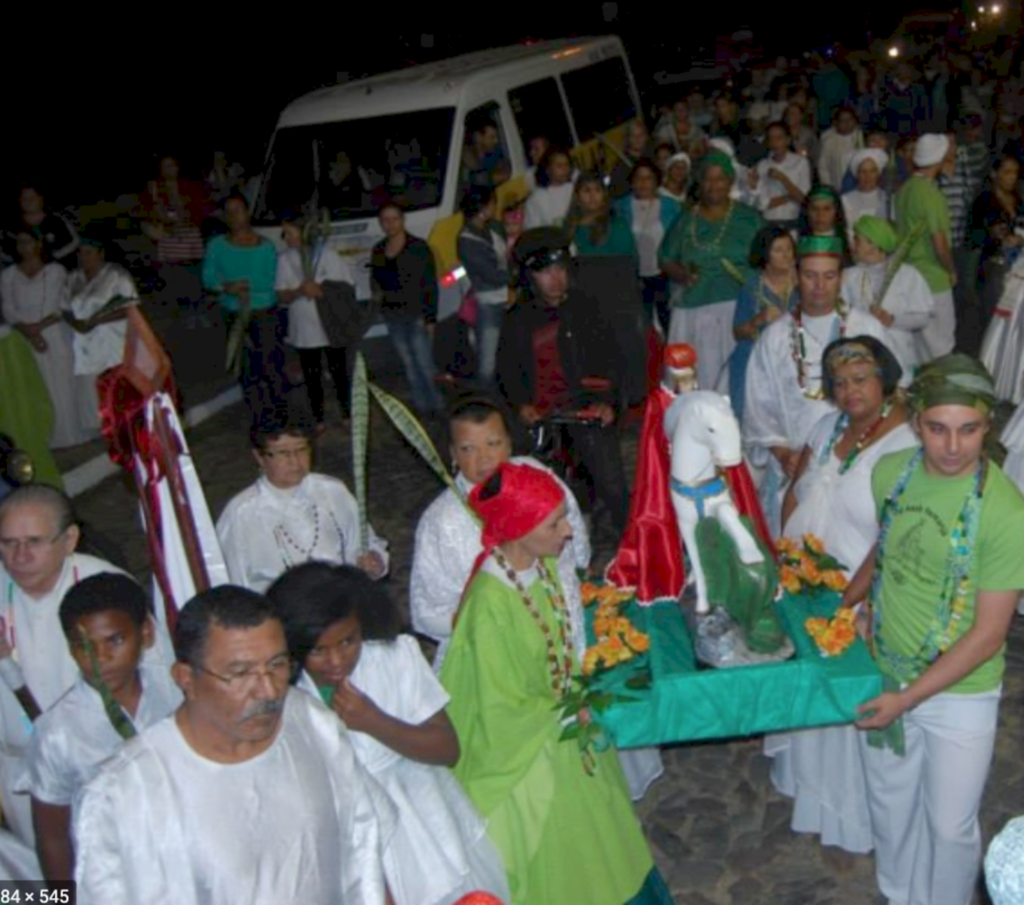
[441,462,673,905]
[658,149,764,391]
[566,173,637,259]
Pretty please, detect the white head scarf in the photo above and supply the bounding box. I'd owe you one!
[913,134,950,168]
[848,148,889,176]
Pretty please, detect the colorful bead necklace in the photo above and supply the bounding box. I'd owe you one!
[689,201,735,255]
[491,548,574,699]
[789,303,847,400]
[821,401,894,474]
[870,449,986,683]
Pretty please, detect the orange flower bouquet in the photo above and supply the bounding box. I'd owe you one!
[580,581,651,677]
[776,534,849,597]
[805,606,858,658]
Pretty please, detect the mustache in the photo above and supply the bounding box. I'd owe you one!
[240,699,285,721]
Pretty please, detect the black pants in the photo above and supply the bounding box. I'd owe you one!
[297,346,351,422]
[228,307,288,427]
[641,275,671,335]
[565,423,629,537]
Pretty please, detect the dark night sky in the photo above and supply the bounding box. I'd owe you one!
[5,4,951,206]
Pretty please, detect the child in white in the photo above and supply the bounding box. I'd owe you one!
[269,562,510,905]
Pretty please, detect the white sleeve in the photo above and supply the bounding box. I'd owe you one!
[794,156,812,194]
[743,326,790,456]
[215,505,251,589]
[409,503,460,641]
[558,474,591,570]
[74,774,133,905]
[390,636,449,725]
[26,720,76,806]
[275,251,297,292]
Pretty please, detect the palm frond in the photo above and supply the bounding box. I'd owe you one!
[79,627,136,741]
[366,381,477,521]
[878,221,927,305]
[224,298,252,377]
[351,353,371,551]
[721,258,747,285]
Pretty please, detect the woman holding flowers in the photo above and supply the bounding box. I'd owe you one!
[441,462,673,905]
[767,336,916,858]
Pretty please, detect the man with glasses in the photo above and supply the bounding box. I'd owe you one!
[216,419,389,593]
[74,585,397,904]
[0,484,172,871]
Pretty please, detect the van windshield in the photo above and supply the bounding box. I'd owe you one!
[253,107,456,224]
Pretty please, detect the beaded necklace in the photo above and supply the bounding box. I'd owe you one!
[272,505,346,569]
[820,401,894,474]
[789,303,847,400]
[491,548,574,698]
[870,449,986,683]
[689,201,735,254]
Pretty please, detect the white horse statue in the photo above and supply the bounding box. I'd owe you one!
[665,390,764,614]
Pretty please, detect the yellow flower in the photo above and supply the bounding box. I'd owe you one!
[582,649,601,676]
[804,534,825,554]
[625,629,650,653]
[781,571,802,595]
[823,570,848,591]
[777,537,798,556]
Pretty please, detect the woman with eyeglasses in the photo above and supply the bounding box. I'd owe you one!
[215,419,389,593]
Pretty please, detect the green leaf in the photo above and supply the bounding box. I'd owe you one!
[224,297,252,377]
[78,627,136,741]
[351,354,371,552]
[559,722,582,741]
[721,258,747,285]
[366,381,478,522]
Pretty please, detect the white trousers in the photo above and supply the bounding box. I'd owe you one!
[668,300,736,393]
[859,688,1000,905]
[919,289,955,361]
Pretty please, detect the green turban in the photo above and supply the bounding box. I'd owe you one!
[698,149,736,181]
[807,185,840,206]
[908,354,997,414]
[853,216,898,254]
[797,234,845,259]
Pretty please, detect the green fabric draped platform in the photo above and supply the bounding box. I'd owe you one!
[590,593,882,747]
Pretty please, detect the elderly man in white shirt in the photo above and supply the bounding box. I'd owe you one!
[216,420,388,594]
[749,121,812,227]
[0,485,171,870]
[74,586,396,905]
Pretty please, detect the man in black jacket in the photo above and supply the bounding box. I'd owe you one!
[496,228,629,540]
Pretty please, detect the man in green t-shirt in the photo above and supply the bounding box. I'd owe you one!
[844,355,1024,905]
[893,133,958,362]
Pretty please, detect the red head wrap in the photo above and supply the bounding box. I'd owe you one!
[469,462,565,550]
[664,343,697,370]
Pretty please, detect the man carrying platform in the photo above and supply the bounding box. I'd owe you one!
[845,355,1024,905]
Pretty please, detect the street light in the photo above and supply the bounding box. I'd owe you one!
[888,46,900,58]
[992,3,1001,12]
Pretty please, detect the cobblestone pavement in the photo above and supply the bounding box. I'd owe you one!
[70,345,1022,905]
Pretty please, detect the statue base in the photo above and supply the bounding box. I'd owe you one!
[689,606,794,669]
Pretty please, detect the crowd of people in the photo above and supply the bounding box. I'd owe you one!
[3,29,1024,905]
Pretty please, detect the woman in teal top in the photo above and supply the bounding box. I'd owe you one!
[658,150,763,390]
[567,174,637,258]
[201,193,284,425]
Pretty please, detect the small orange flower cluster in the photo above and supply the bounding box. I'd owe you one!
[777,534,848,596]
[805,606,858,657]
[580,582,650,676]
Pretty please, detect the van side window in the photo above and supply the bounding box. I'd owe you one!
[560,56,637,142]
[508,77,574,160]
[459,102,508,200]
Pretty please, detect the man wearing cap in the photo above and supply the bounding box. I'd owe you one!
[749,121,811,229]
[496,228,629,540]
[841,215,935,382]
[894,133,957,360]
[743,234,889,534]
[843,355,1024,905]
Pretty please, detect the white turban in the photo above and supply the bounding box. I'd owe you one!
[913,134,950,168]
[849,148,889,175]
[708,137,736,159]
[666,152,691,172]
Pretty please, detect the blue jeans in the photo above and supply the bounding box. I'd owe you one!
[387,319,444,414]
[474,302,505,391]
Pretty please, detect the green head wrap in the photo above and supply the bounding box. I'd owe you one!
[853,216,898,254]
[807,185,840,206]
[698,149,736,181]
[908,354,997,414]
[797,234,845,259]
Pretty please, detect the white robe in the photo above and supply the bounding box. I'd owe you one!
[524,183,575,230]
[26,663,182,806]
[0,263,93,448]
[216,473,389,593]
[66,263,134,377]
[0,555,172,858]
[766,414,918,853]
[754,152,812,223]
[298,638,509,905]
[410,457,589,668]
[841,261,934,383]
[841,189,889,242]
[742,306,890,536]
[980,256,1024,404]
[73,690,396,905]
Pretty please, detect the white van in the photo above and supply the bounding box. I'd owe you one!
[250,36,642,319]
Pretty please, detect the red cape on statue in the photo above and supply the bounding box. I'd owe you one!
[606,387,774,605]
